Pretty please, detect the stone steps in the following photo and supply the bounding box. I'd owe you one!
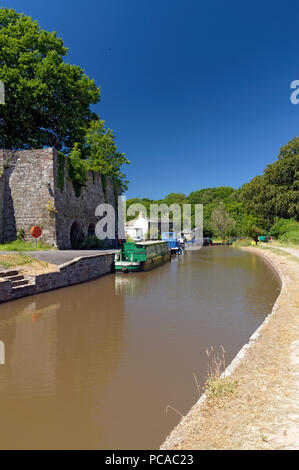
[0,269,35,291]
[8,275,25,282]
[11,279,29,288]
[11,284,36,297]
[0,270,19,278]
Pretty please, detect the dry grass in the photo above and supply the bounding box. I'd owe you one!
[19,261,58,276]
[0,253,33,268]
[205,377,238,403]
[206,345,226,378]
[0,253,58,276]
[204,346,238,405]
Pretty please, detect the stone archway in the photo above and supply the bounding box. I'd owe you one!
[70,221,84,249]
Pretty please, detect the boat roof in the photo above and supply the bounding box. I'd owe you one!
[135,240,168,246]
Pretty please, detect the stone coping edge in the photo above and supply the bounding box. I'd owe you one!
[0,252,116,303]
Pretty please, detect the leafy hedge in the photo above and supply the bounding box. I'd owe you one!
[269,218,299,237]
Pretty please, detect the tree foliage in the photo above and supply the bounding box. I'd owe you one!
[211,202,233,239]
[268,217,299,244]
[83,120,129,189]
[163,193,186,206]
[68,120,129,192]
[0,8,129,190]
[241,138,299,227]
[0,8,99,150]
[68,143,88,197]
[126,136,299,242]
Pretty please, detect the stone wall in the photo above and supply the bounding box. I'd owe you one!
[0,174,5,243]
[53,151,120,249]
[0,280,12,302]
[0,148,56,244]
[35,253,114,293]
[0,148,122,249]
[0,252,115,303]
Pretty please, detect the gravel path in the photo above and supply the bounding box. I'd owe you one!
[272,246,299,258]
[0,250,119,266]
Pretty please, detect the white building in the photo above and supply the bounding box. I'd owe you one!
[125,214,149,241]
[125,213,175,241]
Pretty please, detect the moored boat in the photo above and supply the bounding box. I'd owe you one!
[161,232,183,254]
[114,241,171,273]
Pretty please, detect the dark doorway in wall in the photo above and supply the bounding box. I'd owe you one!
[70,221,84,249]
[88,223,95,236]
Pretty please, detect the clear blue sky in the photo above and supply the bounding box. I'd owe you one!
[2,0,299,199]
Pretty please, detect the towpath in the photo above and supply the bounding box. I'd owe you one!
[261,244,299,259]
[0,250,119,266]
[161,247,299,450]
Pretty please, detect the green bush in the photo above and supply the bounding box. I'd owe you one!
[268,218,299,245]
[232,238,252,249]
[269,218,299,238]
[68,144,87,197]
[16,228,25,240]
[77,235,106,249]
[279,230,299,244]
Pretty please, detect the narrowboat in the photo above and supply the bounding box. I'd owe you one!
[161,232,183,254]
[258,236,271,243]
[114,241,171,273]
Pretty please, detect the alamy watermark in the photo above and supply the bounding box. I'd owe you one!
[94,197,203,241]
[290,80,299,104]
[0,77,202,242]
[0,80,5,105]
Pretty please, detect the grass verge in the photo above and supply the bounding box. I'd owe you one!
[0,240,55,251]
[231,238,253,249]
[0,253,34,268]
[205,376,238,403]
[268,239,299,249]
[257,245,299,263]
[204,346,238,406]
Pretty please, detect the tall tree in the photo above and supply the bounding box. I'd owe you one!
[69,120,130,191]
[0,8,99,150]
[163,193,186,205]
[241,137,299,227]
[211,202,233,238]
[84,120,129,187]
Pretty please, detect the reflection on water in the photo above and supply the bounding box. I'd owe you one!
[115,274,147,296]
[0,248,280,449]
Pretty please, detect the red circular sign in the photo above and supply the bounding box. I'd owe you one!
[30,226,42,239]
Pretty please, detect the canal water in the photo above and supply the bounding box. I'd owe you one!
[0,247,280,449]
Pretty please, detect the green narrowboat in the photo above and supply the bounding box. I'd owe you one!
[114,241,171,273]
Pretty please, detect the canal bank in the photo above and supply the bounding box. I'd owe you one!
[0,247,279,449]
[161,246,299,450]
[0,251,117,302]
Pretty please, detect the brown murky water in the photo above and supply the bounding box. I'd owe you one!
[0,247,280,449]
